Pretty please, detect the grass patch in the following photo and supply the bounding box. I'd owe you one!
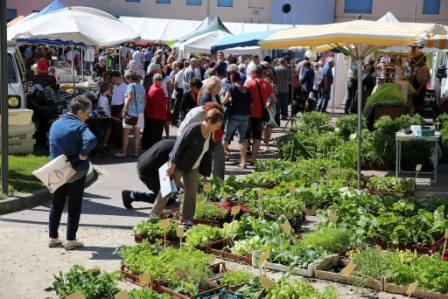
[8,154,48,194]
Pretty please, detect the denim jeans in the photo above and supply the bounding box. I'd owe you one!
[317,89,331,113]
[49,176,86,240]
[224,114,249,143]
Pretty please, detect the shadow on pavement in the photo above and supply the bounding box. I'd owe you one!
[77,245,121,260]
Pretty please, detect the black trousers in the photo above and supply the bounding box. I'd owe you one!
[49,176,86,240]
[130,174,158,203]
[142,118,165,150]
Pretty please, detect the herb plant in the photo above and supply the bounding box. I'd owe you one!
[185,224,224,248]
[220,271,254,288]
[46,265,120,299]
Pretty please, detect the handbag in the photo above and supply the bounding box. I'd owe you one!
[124,84,138,126]
[32,154,77,193]
[255,80,270,122]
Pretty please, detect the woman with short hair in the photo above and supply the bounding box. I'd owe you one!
[149,108,225,227]
[198,76,222,106]
[48,96,97,250]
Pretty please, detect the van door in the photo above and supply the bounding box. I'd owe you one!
[7,52,26,109]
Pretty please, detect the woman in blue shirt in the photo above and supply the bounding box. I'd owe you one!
[48,96,97,250]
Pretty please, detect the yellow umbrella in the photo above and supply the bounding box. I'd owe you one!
[261,20,446,188]
[261,20,445,54]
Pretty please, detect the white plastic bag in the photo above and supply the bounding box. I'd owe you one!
[32,155,76,193]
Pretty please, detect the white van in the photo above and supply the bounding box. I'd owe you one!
[7,44,28,109]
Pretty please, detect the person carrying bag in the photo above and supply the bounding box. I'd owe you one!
[43,96,97,250]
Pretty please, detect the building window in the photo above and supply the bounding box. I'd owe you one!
[126,0,140,2]
[187,0,202,5]
[344,0,372,14]
[217,0,233,7]
[156,0,171,4]
[6,8,17,21]
[423,0,440,14]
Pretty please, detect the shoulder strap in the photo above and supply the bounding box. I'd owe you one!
[255,80,264,109]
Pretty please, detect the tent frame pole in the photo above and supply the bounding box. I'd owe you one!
[357,58,363,189]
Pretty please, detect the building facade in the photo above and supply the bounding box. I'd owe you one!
[271,0,336,25]
[336,0,448,24]
[7,0,272,23]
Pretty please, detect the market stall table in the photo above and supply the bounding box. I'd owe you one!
[395,131,440,184]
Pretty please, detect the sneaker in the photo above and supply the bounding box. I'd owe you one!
[181,220,194,229]
[48,238,63,248]
[148,212,159,220]
[114,152,126,158]
[122,190,133,209]
[64,240,84,250]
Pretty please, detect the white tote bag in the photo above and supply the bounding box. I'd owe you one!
[32,154,77,193]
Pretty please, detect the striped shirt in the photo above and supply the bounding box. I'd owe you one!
[274,66,291,93]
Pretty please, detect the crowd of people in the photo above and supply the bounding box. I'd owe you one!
[40,44,342,249]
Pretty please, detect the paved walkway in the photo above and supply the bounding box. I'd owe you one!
[0,121,408,299]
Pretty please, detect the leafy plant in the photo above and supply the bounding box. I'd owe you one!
[46,265,120,299]
[299,227,355,253]
[120,244,215,296]
[266,278,340,299]
[335,114,366,139]
[128,288,171,299]
[195,196,228,220]
[185,224,224,248]
[220,271,254,288]
[133,220,177,240]
[368,176,415,193]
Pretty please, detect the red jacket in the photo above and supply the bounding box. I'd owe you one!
[145,84,168,121]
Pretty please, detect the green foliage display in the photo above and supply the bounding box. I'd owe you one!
[119,243,215,296]
[128,288,172,299]
[185,224,224,248]
[133,220,177,240]
[46,265,120,299]
[266,279,341,299]
[350,249,448,294]
[194,196,228,220]
[220,271,254,288]
[368,176,415,193]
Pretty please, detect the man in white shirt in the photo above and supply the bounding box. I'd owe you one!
[246,54,260,79]
[110,71,128,147]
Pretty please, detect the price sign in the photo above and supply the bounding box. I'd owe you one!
[444,228,448,239]
[289,185,296,193]
[341,262,355,276]
[88,267,101,274]
[159,219,171,229]
[260,276,276,289]
[375,244,383,252]
[259,251,270,264]
[203,182,212,193]
[139,272,151,286]
[257,190,263,198]
[115,291,129,299]
[176,225,185,238]
[415,164,423,172]
[407,282,418,296]
[66,292,86,299]
[231,205,241,216]
[329,213,338,222]
[282,220,292,234]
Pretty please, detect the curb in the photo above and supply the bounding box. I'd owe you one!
[0,165,99,215]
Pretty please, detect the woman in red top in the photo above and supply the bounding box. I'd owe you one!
[142,73,169,150]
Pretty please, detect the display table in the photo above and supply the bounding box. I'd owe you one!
[395,131,440,184]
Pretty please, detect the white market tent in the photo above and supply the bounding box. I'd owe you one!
[8,6,139,47]
[119,15,291,42]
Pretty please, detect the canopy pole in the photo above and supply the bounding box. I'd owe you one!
[0,0,9,194]
[119,48,122,74]
[80,47,84,81]
[356,59,363,189]
[71,45,75,89]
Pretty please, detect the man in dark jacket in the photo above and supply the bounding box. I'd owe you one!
[122,139,176,209]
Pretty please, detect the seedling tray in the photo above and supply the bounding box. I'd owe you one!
[373,237,444,255]
[314,255,384,291]
[206,239,252,265]
[384,279,448,299]
[193,218,225,228]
